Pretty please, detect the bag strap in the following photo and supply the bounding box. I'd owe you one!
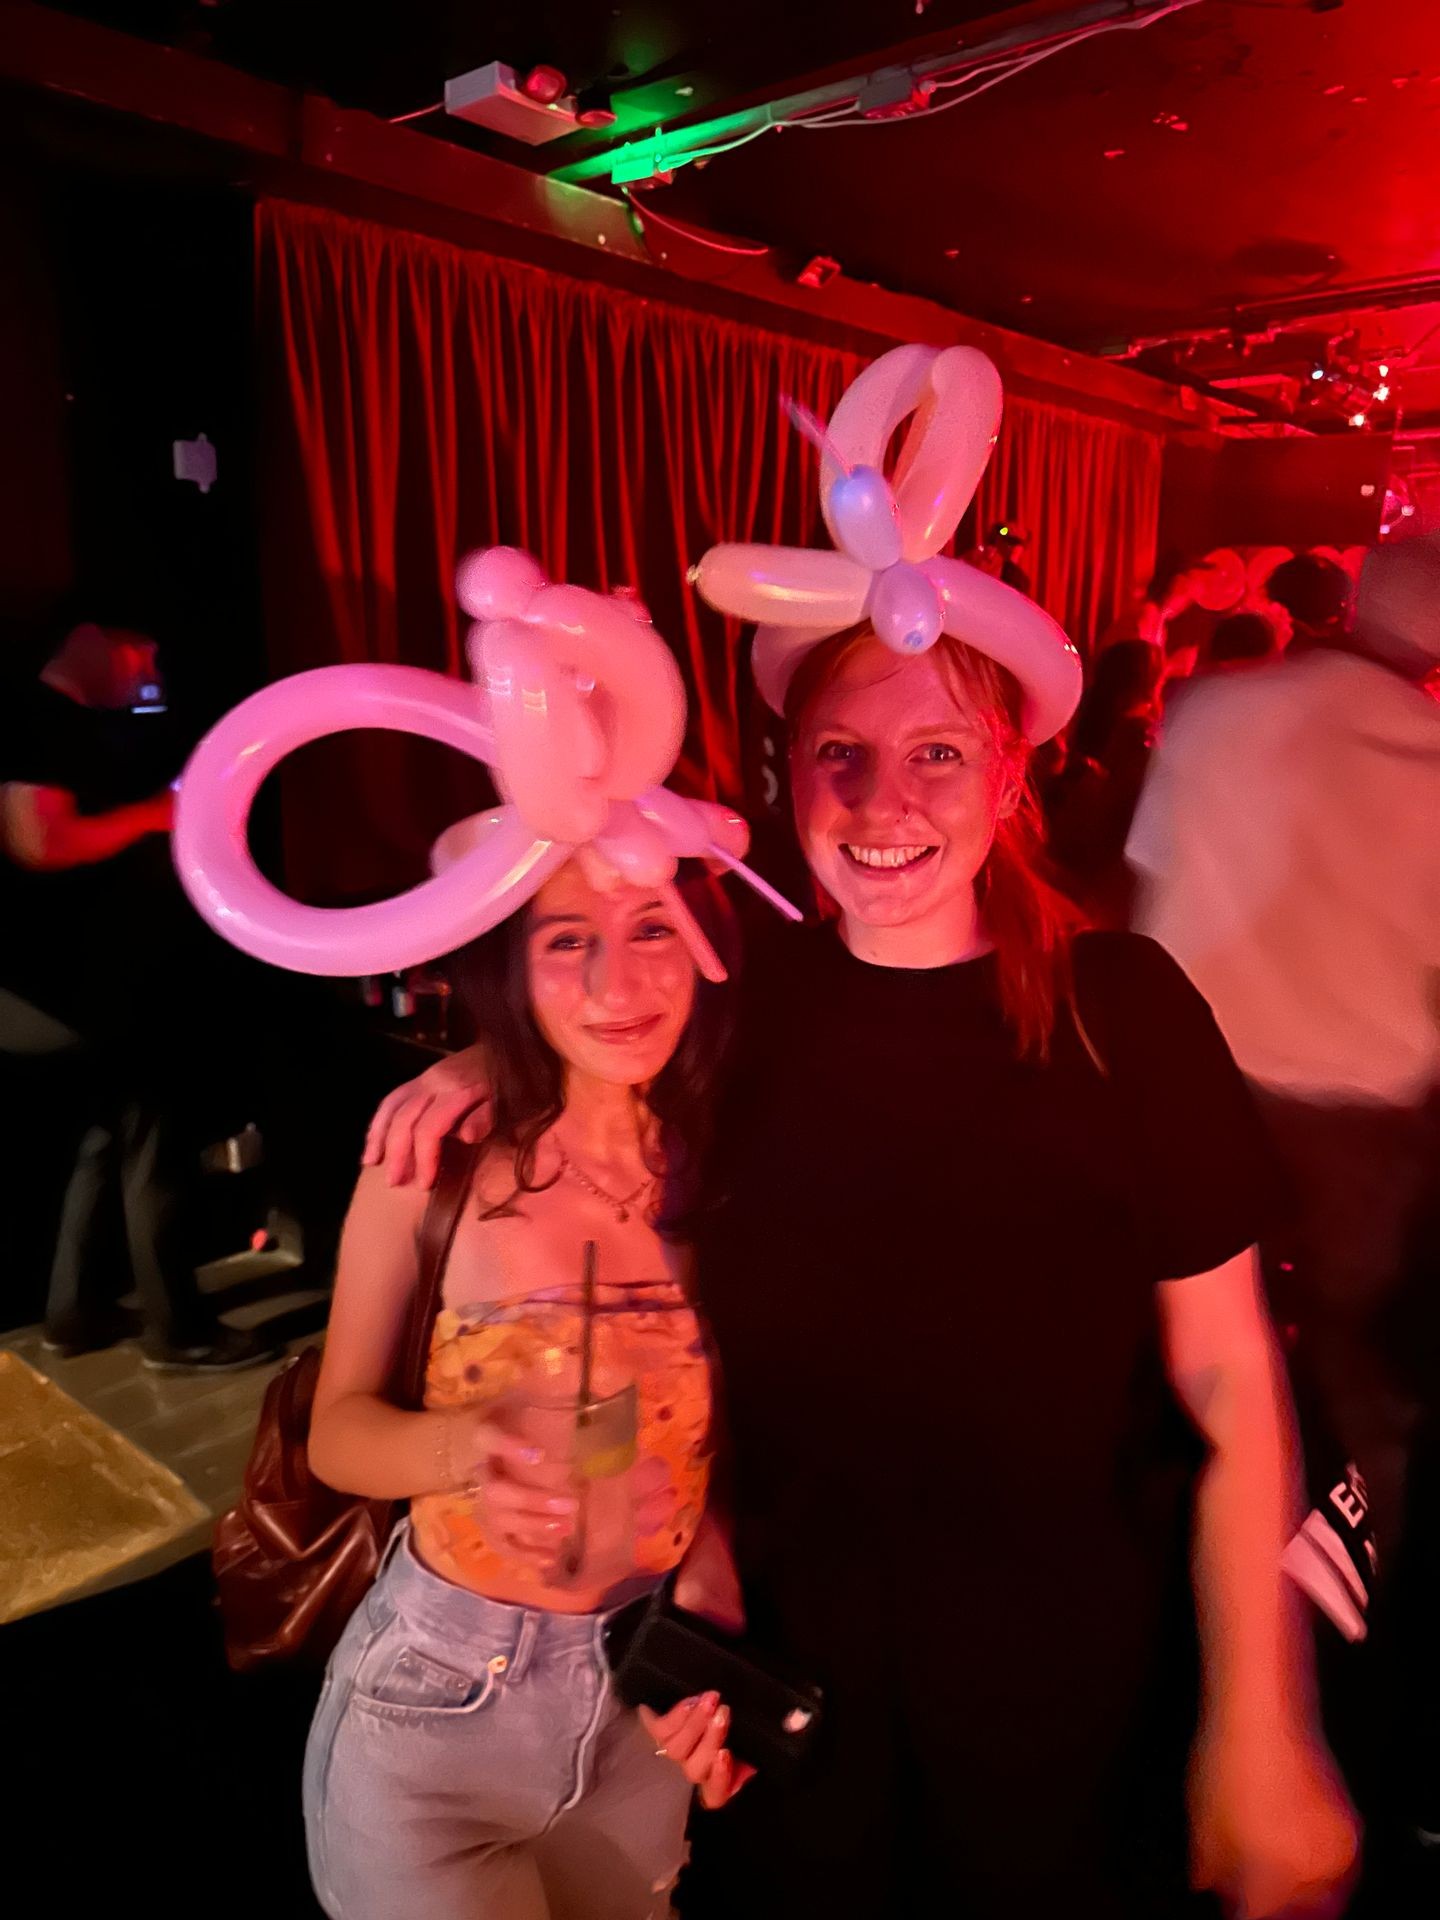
[395,1136,481,1411]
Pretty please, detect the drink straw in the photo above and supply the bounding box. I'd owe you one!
[564,1239,598,1580]
[577,1238,597,1411]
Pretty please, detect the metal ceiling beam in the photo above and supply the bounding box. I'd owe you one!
[1228,275,1440,329]
[550,0,1081,160]
[553,0,1183,186]
[0,0,1216,432]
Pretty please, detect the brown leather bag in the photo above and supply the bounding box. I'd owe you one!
[213,1139,479,1672]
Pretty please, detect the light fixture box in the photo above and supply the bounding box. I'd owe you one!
[444,62,580,144]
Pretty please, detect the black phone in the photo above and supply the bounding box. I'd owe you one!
[605,1581,823,1779]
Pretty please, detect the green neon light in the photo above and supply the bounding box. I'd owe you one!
[555,0,1163,189]
[553,108,768,187]
[609,140,695,185]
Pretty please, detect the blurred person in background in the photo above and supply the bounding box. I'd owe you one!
[1047,638,1166,925]
[1129,537,1440,1558]
[1265,553,1353,655]
[1101,551,1211,684]
[964,524,1031,594]
[0,614,280,1371]
[1203,610,1285,673]
[983,521,1033,595]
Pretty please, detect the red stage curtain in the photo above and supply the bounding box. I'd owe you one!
[974,393,1161,658]
[256,198,1159,902]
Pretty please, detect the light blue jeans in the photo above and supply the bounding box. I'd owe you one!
[303,1526,691,1919]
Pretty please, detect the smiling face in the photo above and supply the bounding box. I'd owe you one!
[524,863,697,1089]
[789,635,1019,964]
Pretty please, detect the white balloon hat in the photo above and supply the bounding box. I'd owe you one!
[691,343,1082,743]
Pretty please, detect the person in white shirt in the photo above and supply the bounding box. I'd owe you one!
[1129,535,1440,1556]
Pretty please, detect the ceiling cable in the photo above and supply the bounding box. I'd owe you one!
[623,188,772,257]
[787,1,1202,136]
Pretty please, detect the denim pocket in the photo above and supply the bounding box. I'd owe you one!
[352,1642,499,1720]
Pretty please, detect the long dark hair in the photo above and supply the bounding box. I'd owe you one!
[446,862,739,1236]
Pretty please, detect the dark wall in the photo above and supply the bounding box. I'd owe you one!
[0,118,265,732]
[0,150,74,642]
[0,124,273,1322]
[1159,429,1389,558]
[53,168,266,731]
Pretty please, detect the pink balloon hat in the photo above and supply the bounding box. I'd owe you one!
[691,343,1083,743]
[172,549,800,983]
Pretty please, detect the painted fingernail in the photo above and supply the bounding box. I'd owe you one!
[545,1497,578,1514]
[699,1692,719,1714]
[518,1446,543,1466]
[713,1705,729,1729]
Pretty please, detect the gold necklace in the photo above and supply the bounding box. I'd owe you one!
[556,1148,653,1224]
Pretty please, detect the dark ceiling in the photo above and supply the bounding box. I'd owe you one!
[41,1,1440,423]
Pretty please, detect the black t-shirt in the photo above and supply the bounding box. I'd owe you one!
[0,680,181,808]
[694,925,1273,1879]
[0,680,189,1031]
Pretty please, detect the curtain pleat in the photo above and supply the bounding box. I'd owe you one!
[974,394,1162,659]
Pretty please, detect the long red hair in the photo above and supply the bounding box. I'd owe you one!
[783,628,1081,1059]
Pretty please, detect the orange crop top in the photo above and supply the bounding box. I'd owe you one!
[411,1279,711,1611]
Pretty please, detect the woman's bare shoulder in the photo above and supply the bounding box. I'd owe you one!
[343,1162,434,1263]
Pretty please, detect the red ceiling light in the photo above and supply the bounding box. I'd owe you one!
[521,65,568,106]
[574,84,618,129]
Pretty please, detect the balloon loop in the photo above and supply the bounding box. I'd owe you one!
[173,548,801,981]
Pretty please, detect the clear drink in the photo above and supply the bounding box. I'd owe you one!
[507,1373,638,1590]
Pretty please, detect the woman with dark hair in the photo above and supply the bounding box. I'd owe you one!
[1047,639,1165,922]
[1070,639,1167,768]
[363,349,1356,1919]
[301,859,734,1919]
